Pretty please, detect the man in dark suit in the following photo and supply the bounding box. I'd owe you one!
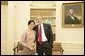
[33,15,53,55]
[65,9,81,24]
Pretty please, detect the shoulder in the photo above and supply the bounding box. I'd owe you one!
[43,23,51,28]
[23,29,27,33]
[43,23,50,26]
[21,29,28,37]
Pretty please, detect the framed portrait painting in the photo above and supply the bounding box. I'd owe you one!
[62,2,84,28]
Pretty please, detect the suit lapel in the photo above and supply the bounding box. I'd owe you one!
[43,23,45,32]
[43,23,47,36]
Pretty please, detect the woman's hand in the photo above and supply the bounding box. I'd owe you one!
[29,47,34,51]
[27,46,35,51]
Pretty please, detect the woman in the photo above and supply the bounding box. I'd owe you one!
[19,20,36,55]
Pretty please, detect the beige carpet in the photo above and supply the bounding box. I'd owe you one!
[15,51,63,55]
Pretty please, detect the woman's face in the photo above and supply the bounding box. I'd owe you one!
[29,22,35,29]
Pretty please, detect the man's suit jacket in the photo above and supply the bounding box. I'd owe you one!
[65,15,81,24]
[33,23,53,52]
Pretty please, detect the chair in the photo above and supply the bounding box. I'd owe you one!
[13,42,23,55]
[52,42,64,55]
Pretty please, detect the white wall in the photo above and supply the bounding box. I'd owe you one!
[1,5,8,55]
[14,1,30,43]
[55,1,84,55]
[7,1,16,55]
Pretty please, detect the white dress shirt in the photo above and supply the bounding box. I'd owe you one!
[70,15,75,20]
[38,23,47,42]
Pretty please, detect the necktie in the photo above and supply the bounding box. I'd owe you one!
[38,25,42,45]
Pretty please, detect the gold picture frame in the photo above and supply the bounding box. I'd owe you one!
[62,2,84,28]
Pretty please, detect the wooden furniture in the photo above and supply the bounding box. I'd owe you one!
[52,42,64,55]
[13,42,64,55]
[13,42,20,55]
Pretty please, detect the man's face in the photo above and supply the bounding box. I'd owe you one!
[35,15,42,25]
[69,9,73,15]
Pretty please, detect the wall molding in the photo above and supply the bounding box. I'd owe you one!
[54,42,84,55]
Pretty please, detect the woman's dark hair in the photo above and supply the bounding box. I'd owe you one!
[28,20,35,25]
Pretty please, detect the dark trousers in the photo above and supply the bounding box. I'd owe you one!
[37,41,52,55]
